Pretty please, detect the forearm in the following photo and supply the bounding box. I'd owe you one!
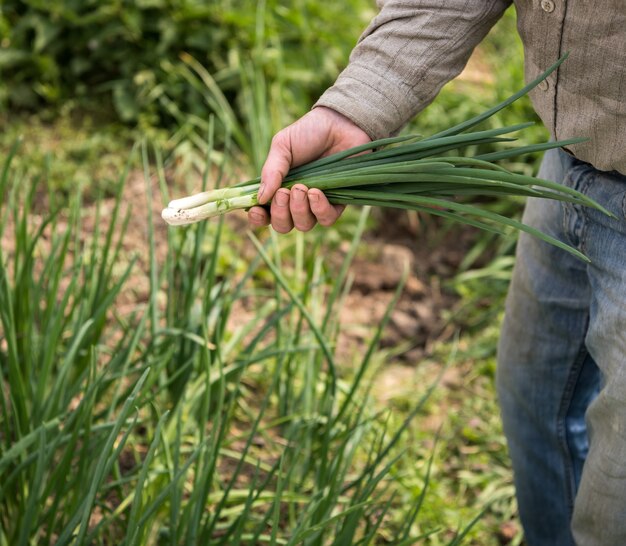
[315,0,512,139]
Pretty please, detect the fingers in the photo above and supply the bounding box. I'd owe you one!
[289,184,317,232]
[308,189,345,226]
[259,132,292,205]
[271,186,341,232]
[269,189,294,233]
[249,187,344,232]
[247,206,270,228]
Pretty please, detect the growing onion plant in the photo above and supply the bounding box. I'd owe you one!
[0,140,463,545]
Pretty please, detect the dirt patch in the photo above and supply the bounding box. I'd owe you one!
[334,208,480,365]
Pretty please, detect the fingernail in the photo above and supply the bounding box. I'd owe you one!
[249,211,264,222]
[293,188,305,202]
[308,191,320,203]
[275,191,288,207]
[258,183,265,199]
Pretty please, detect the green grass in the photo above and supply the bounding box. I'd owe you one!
[373,328,520,546]
[1,136,500,545]
[0,6,539,544]
[0,110,132,196]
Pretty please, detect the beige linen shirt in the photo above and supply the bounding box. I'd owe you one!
[315,0,626,174]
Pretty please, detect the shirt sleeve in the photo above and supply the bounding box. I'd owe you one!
[314,0,512,139]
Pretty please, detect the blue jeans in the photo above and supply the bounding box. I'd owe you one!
[497,148,626,546]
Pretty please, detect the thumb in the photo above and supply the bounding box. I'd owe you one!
[259,132,293,205]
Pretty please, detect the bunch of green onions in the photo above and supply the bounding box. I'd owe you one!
[162,57,609,261]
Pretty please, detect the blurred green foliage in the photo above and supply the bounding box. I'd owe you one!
[0,0,372,125]
[0,5,538,543]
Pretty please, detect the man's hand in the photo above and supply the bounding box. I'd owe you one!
[247,107,371,233]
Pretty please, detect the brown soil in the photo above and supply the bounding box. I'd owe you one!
[335,208,479,364]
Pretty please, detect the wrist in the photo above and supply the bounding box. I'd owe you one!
[311,105,370,136]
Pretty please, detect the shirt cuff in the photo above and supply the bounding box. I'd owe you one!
[313,62,424,140]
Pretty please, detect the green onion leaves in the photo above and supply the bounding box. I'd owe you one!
[163,56,604,261]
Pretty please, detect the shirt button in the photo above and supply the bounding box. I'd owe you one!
[541,0,555,12]
[538,80,549,91]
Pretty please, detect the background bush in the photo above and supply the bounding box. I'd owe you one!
[0,0,371,125]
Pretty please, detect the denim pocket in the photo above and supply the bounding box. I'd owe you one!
[605,173,626,221]
[583,168,626,218]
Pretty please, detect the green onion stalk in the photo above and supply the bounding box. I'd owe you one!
[162,55,612,262]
